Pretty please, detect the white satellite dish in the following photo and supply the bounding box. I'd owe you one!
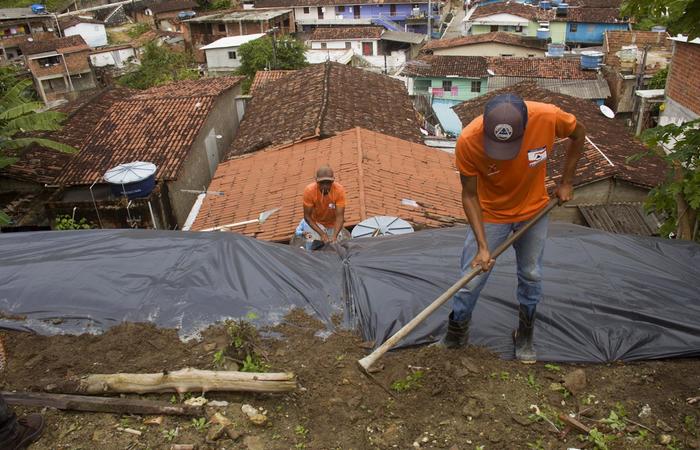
[599,104,615,119]
[351,216,414,239]
[487,69,495,76]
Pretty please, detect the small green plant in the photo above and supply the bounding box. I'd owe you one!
[526,372,538,389]
[586,428,615,450]
[499,371,510,381]
[119,416,131,428]
[169,395,178,404]
[127,22,151,39]
[582,393,596,405]
[191,417,208,432]
[240,354,268,372]
[544,363,561,373]
[613,402,627,418]
[526,439,545,450]
[294,425,309,437]
[54,215,92,230]
[294,444,306,449]
[162,427,179,441]
[601,410,626,432]
[391,370,424,392]
[684,415,697,436]
[213,349,225,367]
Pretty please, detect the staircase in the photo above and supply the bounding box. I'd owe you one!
[372,15,402,31]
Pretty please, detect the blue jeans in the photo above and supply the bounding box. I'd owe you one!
[451,214,548,321]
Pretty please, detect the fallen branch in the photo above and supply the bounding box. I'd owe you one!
[1,391,203,416]
[74,368,296,395]
[559,413,591,434]
[623,417,656,434]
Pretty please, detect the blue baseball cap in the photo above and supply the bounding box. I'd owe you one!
[483,94,529,160]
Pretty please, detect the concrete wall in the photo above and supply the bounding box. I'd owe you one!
[90,47,137,68]
[566,22,628,45]
[433,42,545,57]
[310,38,378,55]
[166,84,242,227]
[295,3,428,22]
[413,76,487,102]
[64,22,108,47]
[205,45,246,70]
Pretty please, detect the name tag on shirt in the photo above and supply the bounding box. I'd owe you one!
[328,203,336,209]
[527,146,547,167]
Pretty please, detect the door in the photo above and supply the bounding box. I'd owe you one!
[490,25,499,32]
[390,4,396,16]
[318,6,324,19]
[354,5,361,18]
[362,42,373,56]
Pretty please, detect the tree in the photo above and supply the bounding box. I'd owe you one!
[237,36,307,91]
[631,119,700,241]
[622,0,700,38]
[0,79,77,225]
[119,42,198,90]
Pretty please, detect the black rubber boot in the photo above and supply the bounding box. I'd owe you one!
[513,305,536,364]
[437,312,470,349]
[5,414,44,450]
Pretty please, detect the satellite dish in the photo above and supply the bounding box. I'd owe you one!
[599,104,615,119]
[351,216,414,239]
[487,69,495,76]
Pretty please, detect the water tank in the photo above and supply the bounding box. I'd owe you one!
[536,28,550,40]
[31,4,46,14]
[104,161,157,199]
[556,2,568,15]
[651,25,666,32]
[547,43,565,57]
[580,50,603,70]
[540,1,551,9]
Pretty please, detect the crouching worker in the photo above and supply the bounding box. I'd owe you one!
[302,165,346,245]
[438,93,585,363]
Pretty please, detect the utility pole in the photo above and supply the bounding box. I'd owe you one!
[267,26,278,70]
[427,0,432,40]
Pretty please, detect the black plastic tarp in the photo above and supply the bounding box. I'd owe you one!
[1,224,699,362]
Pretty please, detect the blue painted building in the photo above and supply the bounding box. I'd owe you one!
[566,22,629,45]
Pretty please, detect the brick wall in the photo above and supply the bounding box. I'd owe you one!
[667,41,700,116]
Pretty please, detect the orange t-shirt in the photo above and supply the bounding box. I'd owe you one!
[302,182,347,228]
[455,101,577,223]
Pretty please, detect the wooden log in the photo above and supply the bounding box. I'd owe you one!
[76,368,296,395]
[1,391,203,416]
[558,413,591,434]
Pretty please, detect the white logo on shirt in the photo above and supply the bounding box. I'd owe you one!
[527,146,547,167]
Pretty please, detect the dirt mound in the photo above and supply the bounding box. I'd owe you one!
[1,310,699,449]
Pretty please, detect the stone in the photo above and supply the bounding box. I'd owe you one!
[658,434,672,445]
[373,423,402,447]
[562,369,587,395]
[144,416,163,426]
[549,382,564,392]
[207,400,228,408]
[461,397,483,419]
[241,404,267,426]
[184,396,207,407]
[638,404,651,418]
[206,425,228,442]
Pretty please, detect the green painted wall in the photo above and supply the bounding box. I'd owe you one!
[471,21,566,44]
[415,77,488,102]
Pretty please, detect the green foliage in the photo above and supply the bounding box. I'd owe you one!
[162,427,179,441]
[197,0,231,9]
[240,354,268,372]
[237,35,307,92]
[294,425,309,437]
[499,371,510,381]
[622,0,700,38]
[585,428,616,450]
[648,67,668,90]
[391,370,424,392]
[119,42,198,90]
[212,349,225,368]
[526,372,539,389]
[54,215,92,230]
[544,363,561,373]
[526,439,545,450]
[601,410,626,432]
[127,23,152,39]
[631,118,700,240]
[685,415,698,436]
[191,417,208,432]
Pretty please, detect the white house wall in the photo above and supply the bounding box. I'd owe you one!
[205,46,243,70]
[295,6,340,21]
[64,22,108,48]
[309,39,378,55]
[90,47,136,67]
[471,13,530,26]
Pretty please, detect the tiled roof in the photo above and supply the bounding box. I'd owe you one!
[452,82,666,190]
[58,15,104,29]
[192,127,463,241]
[310,26,384,41]
[470,1,626,24]
[255,0,422,7]
[400,55,489,78]
[148,0,198,14]
[422,32,546,52]
[227,62,422,157]
[1,87,136,184]
[250,69,295,95]
[486,57,599,80]
[55,77,243,186]
[603,30,671,68]
[19,35,88,55]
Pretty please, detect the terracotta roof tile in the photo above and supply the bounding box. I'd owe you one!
[401,55,489,78]
[255,0,419,6]
[58,15,104,29]
[422,31,546,52]
[193,127,463,240]
[0,86,137,185]
[487,57,598,79]
[55,77,243,186]
[310,26,384,41]
[227,62,422,157]
[148,0,197,14]
[250,69,295,95]
[452,81,666,189]
[470,1,626,24]
[19,35,88,55]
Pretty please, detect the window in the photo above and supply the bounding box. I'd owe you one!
[37,55,61,67]
[442,80,452,91]
[218,24,226,32]
[337,5,345,12]
[490,25,499,32]
[345,41,351,49]
[303,7,309,13]
[321,42,327,49]
[570,23,577,32]
[515,25,522,32]
[471,80,481,92]
[528,53,535,57]
[228,51,237,59]
[500,53,514,57]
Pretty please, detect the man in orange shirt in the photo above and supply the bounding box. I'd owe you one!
[439,93,586,363]
[302,165,346,244]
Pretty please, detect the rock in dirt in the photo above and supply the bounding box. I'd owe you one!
[144,416,163,426]
[638,404,651,418]
[184,396,207,407]
[241,404,267,426]
[656,419,674,432]
[207,400,228,408]
[243,435,265,450]
[563,369,587,395]
[658,434,672,445]
[372,423,402,447]
[207,425,227,442]
[460,357,479,373]
[461,397,483,419]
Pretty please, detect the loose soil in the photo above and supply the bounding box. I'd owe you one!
[2,309,699,449]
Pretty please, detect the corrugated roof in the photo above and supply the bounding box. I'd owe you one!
[452,81,667,190]
[578,203,661,236]
[191,127,464,241]
[55,77,243,186]
[487,76,611,99]
[200,33,265,50]
[227,61,422,157]
[381,30,426,45]
[187,8,292,22]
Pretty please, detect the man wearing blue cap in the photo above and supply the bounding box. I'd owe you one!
[439,93,586,363]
